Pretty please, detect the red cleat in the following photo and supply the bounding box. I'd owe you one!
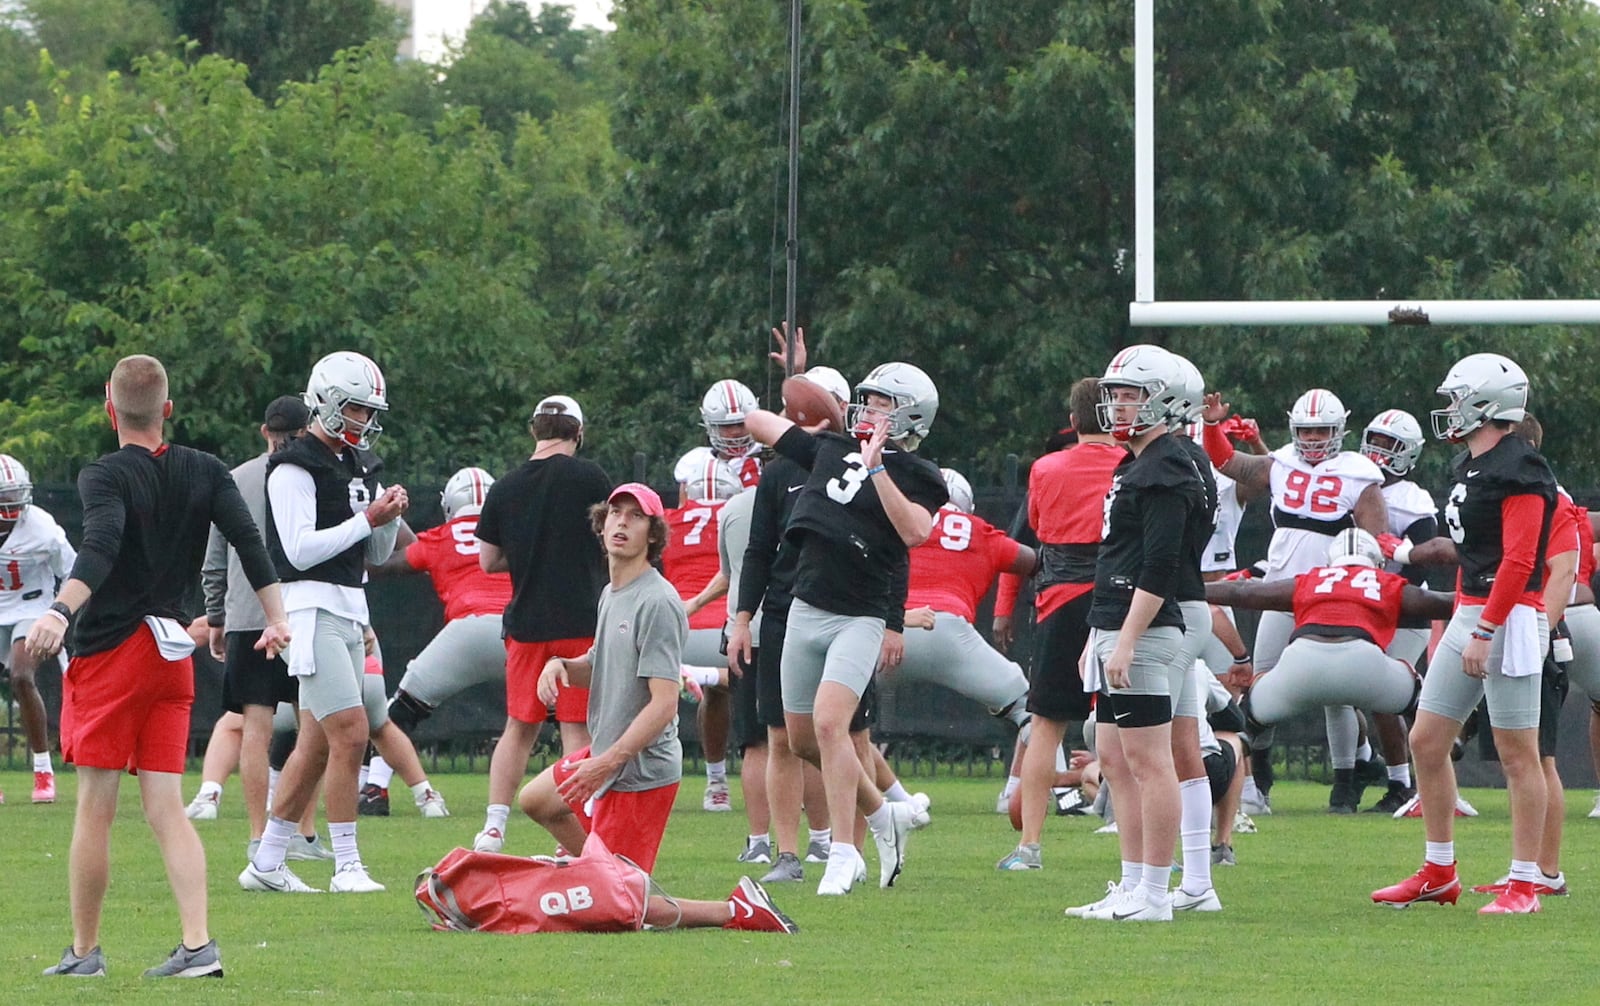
[1479,879,1541,915]
[725,877,799,933]
[32,771,56,804]
[1472,873,1568,897]
[1371,862,1460,908]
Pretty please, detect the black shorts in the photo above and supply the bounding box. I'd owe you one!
[728,636,765,751]
[1538,660,1568,759]
[1204,741,1237,804]
[851,677,876,734]
[757,610,789,729]
[221,630,297,714]
[1026,590,1095,723]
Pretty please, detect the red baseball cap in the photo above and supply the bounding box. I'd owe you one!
[607,482,665,517]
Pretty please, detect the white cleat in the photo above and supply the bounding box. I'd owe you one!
[417,789,450,818]
[995,789,1013,814]
[1590,791,1600,819]
[1455,795,1479,817]
[873,801,916,888]
[1065,881,1123,918]
[329,861,386,893]
[1233,809,1258,834]
[703,780,733,812]
[1172,886,1223,912]
[239,862,322,893]
[473,827,505,853]
[816,855,857,896]
[1104,889,1173,922]
[911,792,931,813]
[185,792,219,820]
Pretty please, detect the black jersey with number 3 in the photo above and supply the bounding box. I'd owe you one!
[1088,433,1205,631]
[1175,436,1220,603]
[774,427,948,620]
[1444,435,1556,597]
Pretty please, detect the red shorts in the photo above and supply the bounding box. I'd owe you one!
[62,624,194,774]
[552,747,678,874]
[506,637,592,724]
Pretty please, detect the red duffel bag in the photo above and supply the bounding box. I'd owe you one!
[415,831,650,933]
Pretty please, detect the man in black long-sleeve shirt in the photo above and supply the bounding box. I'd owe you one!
[26,355,290,979]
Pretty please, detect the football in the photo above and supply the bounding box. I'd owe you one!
[781,375,845,433]
[1008,785,1023,831]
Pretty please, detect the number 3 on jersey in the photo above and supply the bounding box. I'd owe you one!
[827,452,872,505]
[1443,483,1467,543]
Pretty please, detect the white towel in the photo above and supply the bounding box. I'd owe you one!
[285,608,320,677]
[1499,604,1542,678]
[143,615,196,662]
[1081,629,1105,693]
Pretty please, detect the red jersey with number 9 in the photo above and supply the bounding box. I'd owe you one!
[405,515,514,621]
[1291,564,1408,649]
[906,508,1022,624]
[663,500,728,630]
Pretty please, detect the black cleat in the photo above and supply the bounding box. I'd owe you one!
[357,783,390,817]
[1366,782,1417,815]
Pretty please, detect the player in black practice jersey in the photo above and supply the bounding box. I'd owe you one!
[1066,345,1205,924]
[744,363,948,896]
[1373,353,1557,915]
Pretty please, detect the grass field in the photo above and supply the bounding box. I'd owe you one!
[3,770,1597,1003]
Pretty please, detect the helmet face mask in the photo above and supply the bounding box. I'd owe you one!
[306,352,388,451]
[940,467,974,514]
[1287,389,1349,464]
[1360,409,1424,476]
[441,467,494,521]
[1430,354,1528,442]
[847,363,938,450]
[0,455,31,524]
[700,380,758,458]
[1096,345,1184,441]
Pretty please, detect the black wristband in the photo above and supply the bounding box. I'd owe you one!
[1231,653,1252,664]
[48,600,72,622]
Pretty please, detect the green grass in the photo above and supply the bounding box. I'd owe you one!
[2,770,1597,1003]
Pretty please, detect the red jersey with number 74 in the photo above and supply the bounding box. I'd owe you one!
[405,515,513,621]
[663,500,728,630]
[906,507,1022,624]
[1291,564,1407,649]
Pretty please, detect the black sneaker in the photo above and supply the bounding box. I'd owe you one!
[1327,781,1358,814]
[357,783,390,817]
[1366,782,1417,815]
[44,945,106,977]
[143,939,223,978]
[1354,756,1389,788]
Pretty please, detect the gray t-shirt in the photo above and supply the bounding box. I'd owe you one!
[589,566,686,793]
[203,453,269,632]
[718,487,762,636]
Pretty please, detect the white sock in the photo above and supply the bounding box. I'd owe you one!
[865,802,893,836]
[358,765,369,789]
[1178,777,1213,895]
[1054,745,1069,774]
[706,760,727,784]
[809,827,831,845]
[1425,841,1454,867]
[1356,739,1373,762]
[198,779,223,799]
[1388,763,1412,787]
[1140,863,1171,904]
[1509,859,1539,884]
[884,781,912,803]
[328,820,360,870]
[1120,860,1141,890]
[367,756,394,790]
[1000,776,1020,799]
[266,769,280,815]
[253,816,297,872]
[485,803,511,833]
[410,780,433,803]
[825,843,856,876]
[1242,776,1262,802]
[748,833,768,848]
[33,751,53,774]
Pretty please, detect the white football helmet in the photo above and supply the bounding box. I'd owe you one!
[1326,528,1383,568]
[0,454,32,522]
[798,366,850,405]
[700,379,758,458]
[940,467,974,514]
[441,467,494,521]
[1096,344,1185,441]
[1361,409,1425,476]
[1162,354,1206,426]
[849,362,938,450]
[1431,353,1529,441]
[1287,389,1349,464]
[674,448,744,502]
[305,351,388,450]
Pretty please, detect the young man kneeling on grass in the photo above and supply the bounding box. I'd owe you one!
[516,483,796,933]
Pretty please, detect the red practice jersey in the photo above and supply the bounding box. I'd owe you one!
[1579,505,1595,586]
[907,508,1023,624]
[664,499,728,630]
[1292,564,1407,651]
[406,514,514,622]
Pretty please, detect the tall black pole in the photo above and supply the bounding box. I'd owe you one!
[783,0,801,377]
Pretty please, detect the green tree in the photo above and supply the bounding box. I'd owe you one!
[161,0,400,97]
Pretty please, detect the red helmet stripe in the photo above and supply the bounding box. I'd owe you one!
[366,360,384,398]
[723,380,739,413]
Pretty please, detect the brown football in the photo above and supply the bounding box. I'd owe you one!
[781,375,845,433]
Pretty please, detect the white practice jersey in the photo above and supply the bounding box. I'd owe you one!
[1381,479,1438,576]
[673,445,761,499]
[1263,445,1382,581]
[0,506,76,624]
[1202,467,1243,573]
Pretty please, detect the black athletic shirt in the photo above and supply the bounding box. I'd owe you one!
[1088,433,1204,631]
[774,427,947,621]
[1174,436,1219,603]
[476,453,612,642]
[1446,435,1556,601]
[265,434,379,587]
[736,454,808,619]
[71,444,277,656]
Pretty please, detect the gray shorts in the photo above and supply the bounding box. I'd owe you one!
[1094,624,1185,698]
[296,612,369,722]
[1563,603,1600,703]
[1200,606,1236,678]
[1253,608,1294,675]
[1171,600,1212,719]
[1250,638,1417,725]
[1385,627,1429,668]
[396,613,507,708]
[1418,605,1546,730]
[780,598,884,714]
[683,627,726,669]
[895,613,1029,714]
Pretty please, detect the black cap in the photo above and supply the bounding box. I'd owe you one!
[264,396,311,432]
